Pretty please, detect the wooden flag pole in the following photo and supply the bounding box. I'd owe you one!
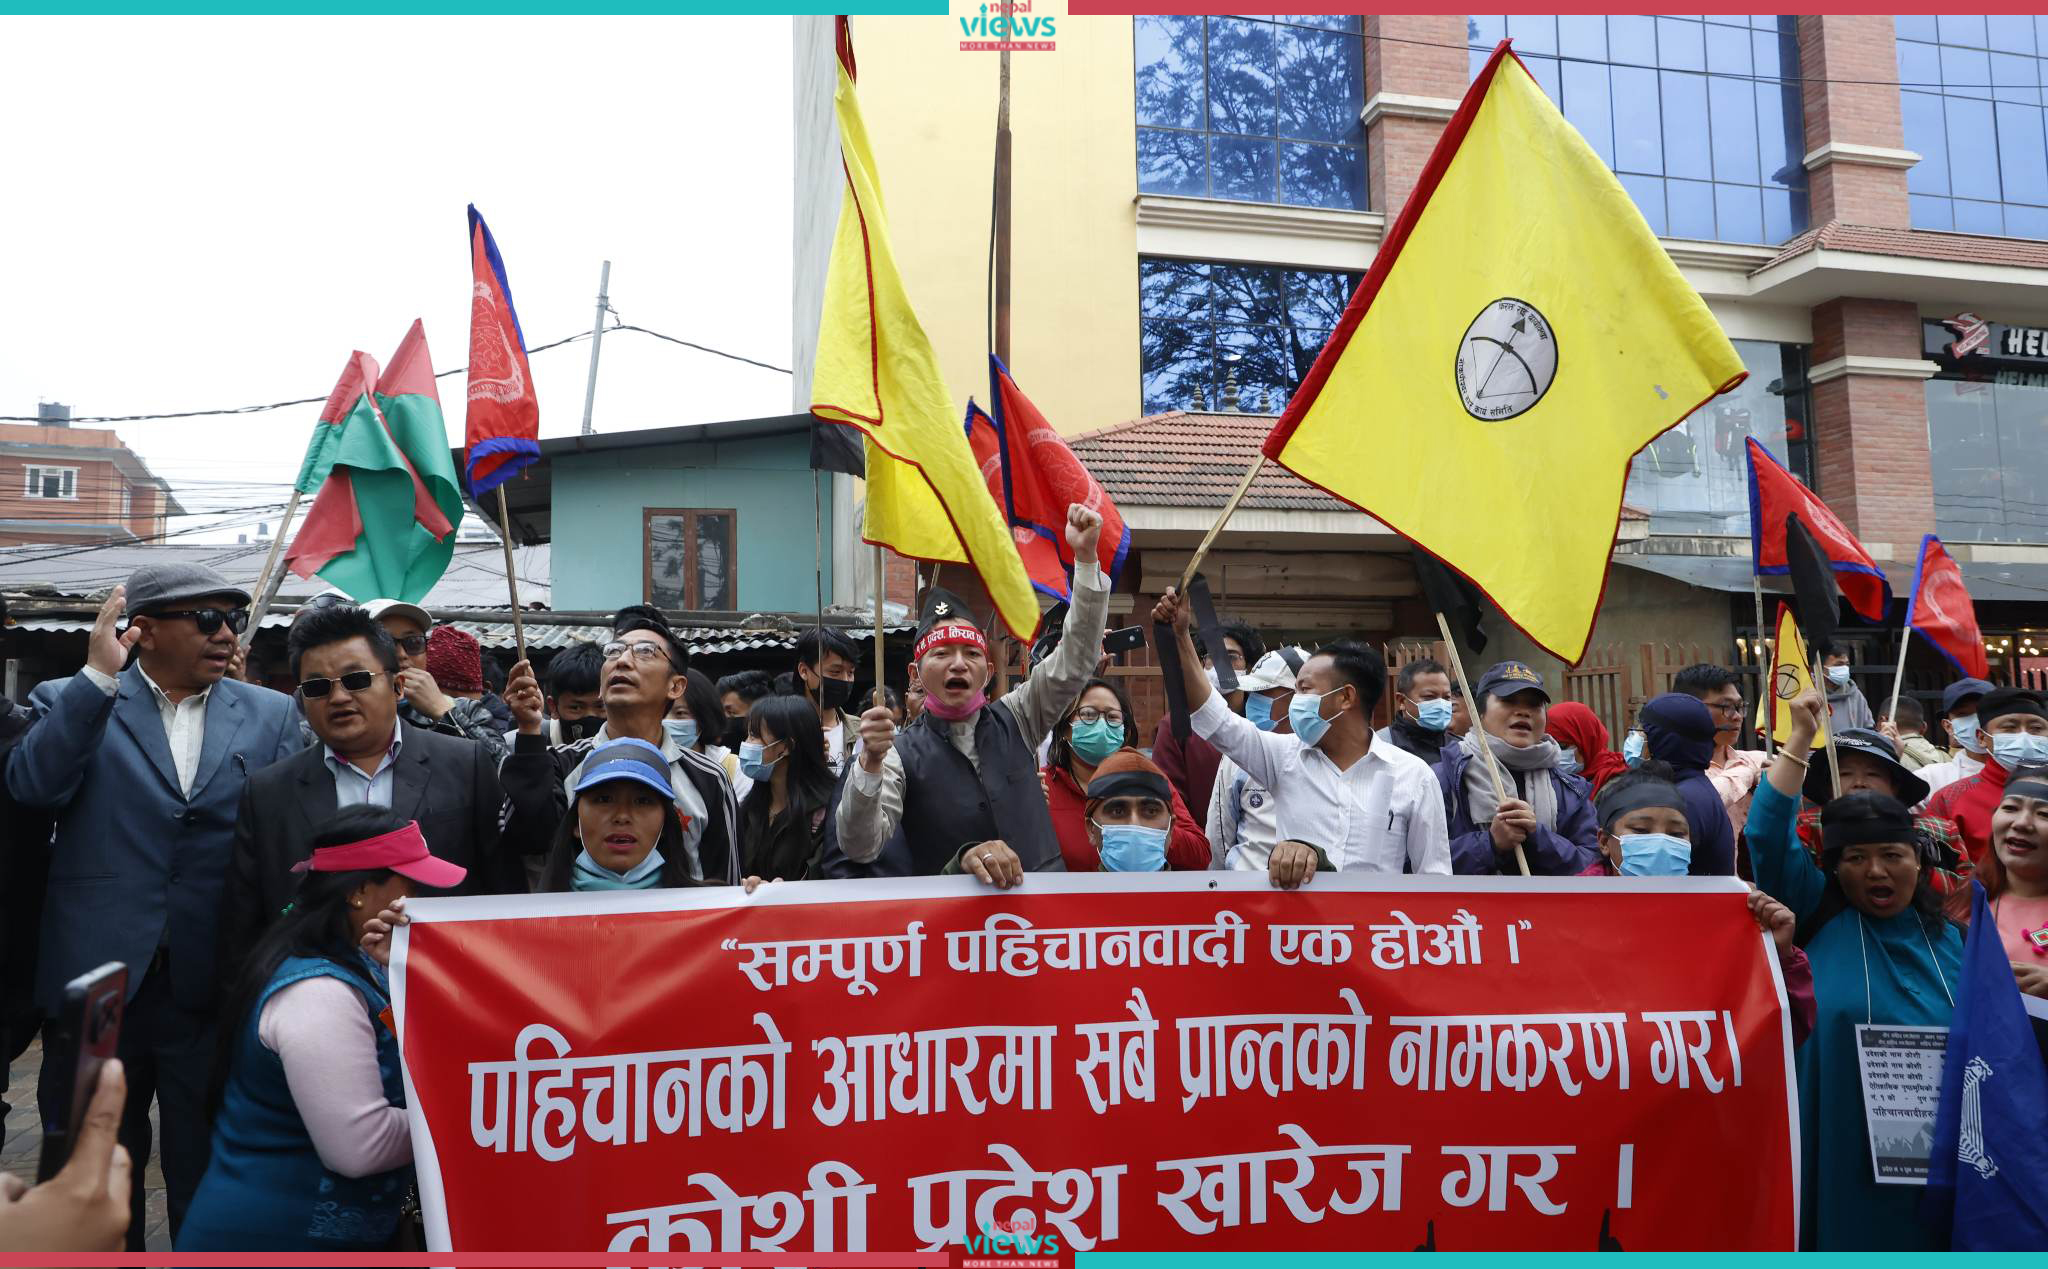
[496,485,526,662]
[1886,628,1913,732]
[1750,574,1774,756]
[1179,456,1266,592]
[873,543,887,709]
[1436,611,1529,876]
[1812,652,1841,796]
[240,488,304,649]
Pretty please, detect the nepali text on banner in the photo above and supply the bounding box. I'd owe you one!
[391,874,1800,1253]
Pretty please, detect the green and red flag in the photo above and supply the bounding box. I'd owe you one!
[285,320,465,602]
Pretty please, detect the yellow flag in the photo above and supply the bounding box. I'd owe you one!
[1764,603,1828,749]
[808,22,1038,638]
[1262,42,1746,664]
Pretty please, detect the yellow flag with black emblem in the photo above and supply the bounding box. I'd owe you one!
[1261,41,1746,663]
[1761,602,1829,749]
[808,17,1039,639]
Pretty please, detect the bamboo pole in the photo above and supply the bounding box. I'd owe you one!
[1886,629,1913,732]
[1436,611,1529,876]
[240,489,304,649]
[873,543,887,709]
[496,486,526,662]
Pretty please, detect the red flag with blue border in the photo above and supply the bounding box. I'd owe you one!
[1906,534,1989,679]
[1745,436,1889,623]
[965,401,1068,600]
[463,205,541,497]
[986,355,1130,588]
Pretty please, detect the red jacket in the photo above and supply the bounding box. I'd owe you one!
[1151,714,1223,820]
[1041,762,1211,872]
[1923,758,2010,866]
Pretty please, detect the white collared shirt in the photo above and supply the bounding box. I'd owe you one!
[1192,693,1450,874]
[324,728,404,808]
[82,662,209,797]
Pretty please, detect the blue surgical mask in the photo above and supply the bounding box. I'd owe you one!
[1618,833,1691,878]
[1070,718,1125,764]
[1992,731,2048,771]
[1557,747,1581,777]
[1825,664,1852,687]
[1289,690,1344,747]
[662,717,699,751]
[1951,715,1982,755]
[1244,693,1278,731]
[1095,822,1168,872]
[738,739,779,782]
[1621,730,1646,767]
[1414,698,1455,732]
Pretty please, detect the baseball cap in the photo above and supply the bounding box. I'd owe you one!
[1474,661,1550,705]
[571,738,676,801]
[1238,646,1310,692]
[363,598,433,632]
[1940,678,1996,716]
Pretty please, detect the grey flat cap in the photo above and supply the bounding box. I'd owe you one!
[122,562,252,618]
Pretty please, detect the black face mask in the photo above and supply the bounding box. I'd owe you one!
[558,715,605,744]
[721,716,748,750]
[815,675,855,713]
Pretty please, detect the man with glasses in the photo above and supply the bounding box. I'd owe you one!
[219,602,522,990]
[1672,663,1768,841]
[501,605,742,884]
[361,597,509,761]
[6,563,301,1248]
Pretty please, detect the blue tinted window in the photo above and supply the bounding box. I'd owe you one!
[1471,15,1807,242]
[1901,17,2048,235]
[1138,258,1361,416]
[1134,15,1365,210]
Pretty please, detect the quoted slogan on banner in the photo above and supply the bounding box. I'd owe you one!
[391,875,1799,1253]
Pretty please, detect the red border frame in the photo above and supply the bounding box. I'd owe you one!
[1260,41,1746,665]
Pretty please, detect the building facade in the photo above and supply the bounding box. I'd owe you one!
[0,409,180,547]
[795,12,2048,718]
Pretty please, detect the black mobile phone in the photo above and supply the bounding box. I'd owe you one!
[1103,625,1146,656]
[36,961,126,1183]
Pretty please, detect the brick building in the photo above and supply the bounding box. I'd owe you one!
[796,13,2048,728]
[0,406,180,547]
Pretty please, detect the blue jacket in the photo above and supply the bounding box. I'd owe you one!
[1639,693,1738,876]
[1435,743,1599,875]
[7,667,301,1012]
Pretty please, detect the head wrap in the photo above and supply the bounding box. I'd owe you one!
[1084,749,1171,809]
[1547,702,1627,793]
[1819,790,1919,857]
[1594,777,1687,833]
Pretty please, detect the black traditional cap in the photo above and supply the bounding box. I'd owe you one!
[914,586,988,661]
[1979,687,2048,728]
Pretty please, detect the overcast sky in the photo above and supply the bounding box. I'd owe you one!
[0,15,795,541]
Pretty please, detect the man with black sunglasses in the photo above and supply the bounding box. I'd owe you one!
[219,603,527,992]
[6,563,302,1248]
[361,597,509,762]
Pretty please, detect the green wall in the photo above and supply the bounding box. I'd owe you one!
[550,432,833,613]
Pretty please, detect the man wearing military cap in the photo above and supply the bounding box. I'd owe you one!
[6,563,303,1248]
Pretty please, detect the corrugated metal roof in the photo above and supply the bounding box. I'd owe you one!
[457,622,915,652]
[0,541,551,608]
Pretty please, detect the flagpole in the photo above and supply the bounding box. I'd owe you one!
[579,260,612,437]
[993,46,1012,368]
[1886,628,1912,732]
[1179,456,1266,592]
[872,543,887,709]
[240,489,303,649]
[496,486,527,662]
[1436,611,1528,876]
[1750,574,1774,756]
[1812,651,1841,796]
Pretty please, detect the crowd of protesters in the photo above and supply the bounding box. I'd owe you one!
[3,503,2045,1252]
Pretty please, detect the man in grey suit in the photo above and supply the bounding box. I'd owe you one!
[6,564,302,1248]
[219,601,524,986]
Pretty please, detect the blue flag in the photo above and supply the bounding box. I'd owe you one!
[1925,882,2048,1249]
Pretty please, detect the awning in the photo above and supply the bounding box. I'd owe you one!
[1617,553,2048,606]
[1614,554,1785,595]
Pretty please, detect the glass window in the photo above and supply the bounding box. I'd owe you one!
[644,509,736,610]
[1471,15,1809,242]
[1621,341,1814,535]
[1928,377,2048,542]
[1137,258,1361,416]
[1898,16,2048,236]
[1134,15,1364,210]
[23,466,78,499]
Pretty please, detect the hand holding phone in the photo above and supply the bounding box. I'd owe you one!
[1,1055,130,1252]
[1102,625,1146,657]
[37,962,126,1184]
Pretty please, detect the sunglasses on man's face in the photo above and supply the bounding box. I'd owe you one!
[148,607,249,636]
[298,670,385,699]
[392,633,428,656]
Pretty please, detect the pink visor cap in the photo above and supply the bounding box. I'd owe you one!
[290,820,467,889]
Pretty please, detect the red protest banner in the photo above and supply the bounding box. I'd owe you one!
[392,875,1798,1254]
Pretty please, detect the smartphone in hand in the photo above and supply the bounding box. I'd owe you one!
[36,962,126,1183]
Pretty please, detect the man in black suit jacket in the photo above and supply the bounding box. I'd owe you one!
[219,603,526,989]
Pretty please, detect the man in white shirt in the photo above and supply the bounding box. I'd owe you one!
[1916,676,1994,803]
[1152,589,1450,887]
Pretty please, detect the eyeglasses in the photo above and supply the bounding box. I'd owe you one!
[1708,699,1749,717]
[1073,707,1124,725]
[148,607,249,636]
[603,640,675,666]
[298,670,384,699]
[392,633,428,656]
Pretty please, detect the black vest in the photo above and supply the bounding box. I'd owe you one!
[894,705,1063,875]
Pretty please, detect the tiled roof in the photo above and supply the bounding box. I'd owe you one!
[1071,411,1654,521]
[1070,411,1348,511]
[1758,221,2048,272]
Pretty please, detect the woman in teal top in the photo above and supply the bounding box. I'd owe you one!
[1747,689,1962,1251]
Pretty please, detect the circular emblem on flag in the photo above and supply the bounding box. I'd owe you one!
[1454,298,1558,421]
[1773,665,1804,703]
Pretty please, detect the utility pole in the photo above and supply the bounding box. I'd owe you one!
[994,49,1012,367]
[579,260,612,436]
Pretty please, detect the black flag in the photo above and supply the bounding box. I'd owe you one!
[1784,512,1842,651]
[1414,550,1488,654]
[809,415,865,477]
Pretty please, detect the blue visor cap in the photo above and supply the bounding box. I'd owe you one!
[571,737,675,801]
